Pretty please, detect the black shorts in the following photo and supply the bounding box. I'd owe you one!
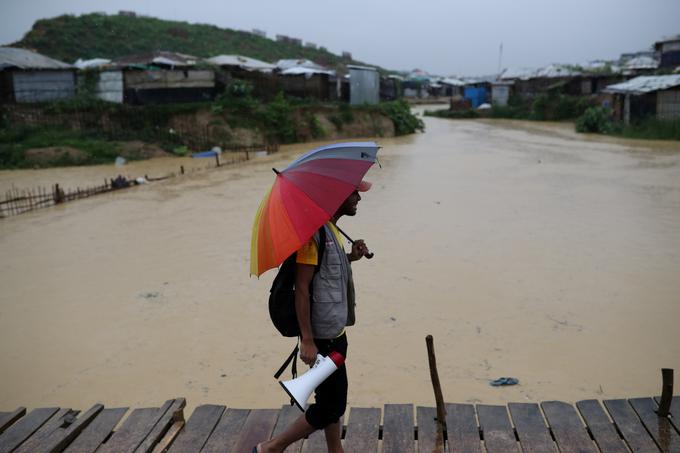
[305,332,348,429]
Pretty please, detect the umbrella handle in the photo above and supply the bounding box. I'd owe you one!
[334,224,374,259]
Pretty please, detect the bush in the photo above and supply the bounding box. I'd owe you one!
[375,100,424,135]
[259,92,297,143]
[306,113,326,139]
[575,107,613,133]
[617,118,680,140]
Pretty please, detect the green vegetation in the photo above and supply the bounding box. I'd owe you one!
[12,12,377,72]
[0,127,123,168]
[371,100,425,135]
[575,107,680,140]
[614,118,680,140]
[528,94,594,121]
[426,93,594,122]
[575,107,613,133]
[1,92,423,168]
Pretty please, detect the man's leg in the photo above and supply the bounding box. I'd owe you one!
[257,414,316,453]
[324,420,344,453]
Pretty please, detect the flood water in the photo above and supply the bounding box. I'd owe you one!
[1,108,679,415]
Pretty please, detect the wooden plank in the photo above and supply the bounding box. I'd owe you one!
[0,408,26,435]
[655,396,680,432]
[152,421,184,453]
[0,407,60,453]
[15,408,74,453]
[229,409,279,453]
[382,404,415,453]
[445,403,482,453]
[629,397,680,452]
[271,405,303,453]
[64,407,128,453]
[603,399,658,453]
[38,404,104,453]
[342,407,380,453]
[168,404,224,452]
[540,401,598,453]
[97,403,172,453]
[136,398,186,452]
[576,400,628,453]
[200,408,249,453]
[416,407,438,453]
[476,404,519,453]
[507,403,557,453]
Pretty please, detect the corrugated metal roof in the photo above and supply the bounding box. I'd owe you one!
[622,56,659,70]
[440,77,465,86]
[207,55,275,71]
[499,67,537,80]
[115,51,200,67]
[0,47,72,70]
[280,66,334,76]
[603,75,680,94]
[535,64,581,78]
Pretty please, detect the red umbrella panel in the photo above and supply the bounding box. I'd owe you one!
[251,142,379,276]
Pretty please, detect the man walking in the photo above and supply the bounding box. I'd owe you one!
[255,181,371,453]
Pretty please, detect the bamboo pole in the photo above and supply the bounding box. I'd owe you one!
[426,335,446,453]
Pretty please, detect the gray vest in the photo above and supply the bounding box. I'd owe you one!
[310,224,356,339]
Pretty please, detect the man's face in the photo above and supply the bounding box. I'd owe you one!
[338,190,361,217]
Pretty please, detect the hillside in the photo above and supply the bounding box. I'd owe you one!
[9,13,377,71]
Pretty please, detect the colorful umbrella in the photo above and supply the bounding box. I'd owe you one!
[250,141,379,276]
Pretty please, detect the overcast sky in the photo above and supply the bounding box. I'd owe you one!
[2,0,679,76]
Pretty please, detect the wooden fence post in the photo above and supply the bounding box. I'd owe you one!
[426,335,446,452]
[657,368,674,417]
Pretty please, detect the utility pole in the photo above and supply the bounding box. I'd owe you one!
[497,42,504,77]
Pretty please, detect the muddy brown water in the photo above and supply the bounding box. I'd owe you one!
[1,108,679,416]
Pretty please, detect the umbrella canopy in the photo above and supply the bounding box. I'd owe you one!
[250,141,379,276]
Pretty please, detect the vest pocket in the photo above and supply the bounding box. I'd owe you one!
[314,289,342,304]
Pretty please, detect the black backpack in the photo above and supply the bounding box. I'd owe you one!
[268,226,327,337]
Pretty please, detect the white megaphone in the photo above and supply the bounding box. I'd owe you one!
[279,351,345,411]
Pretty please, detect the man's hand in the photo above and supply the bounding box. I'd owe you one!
[348,239,370,261]
[300,338,318,366]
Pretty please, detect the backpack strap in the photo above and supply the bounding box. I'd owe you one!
[274,338,299,379]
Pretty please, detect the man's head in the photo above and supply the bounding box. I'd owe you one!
[334,180,370,219]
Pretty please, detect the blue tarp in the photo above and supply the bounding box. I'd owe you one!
[464,87,487,108]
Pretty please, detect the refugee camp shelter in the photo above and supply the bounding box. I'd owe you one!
[348,65,379,105]
[208,54,277,98]
[654,35,680,69]
[74,58,123,103]
[277,65,336,101]
[114,51,215,104]
[491,81,514,106]
[380,75,402,101]
[440,78,465,97]
[0,47,75,103]
[604,75,680,123]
